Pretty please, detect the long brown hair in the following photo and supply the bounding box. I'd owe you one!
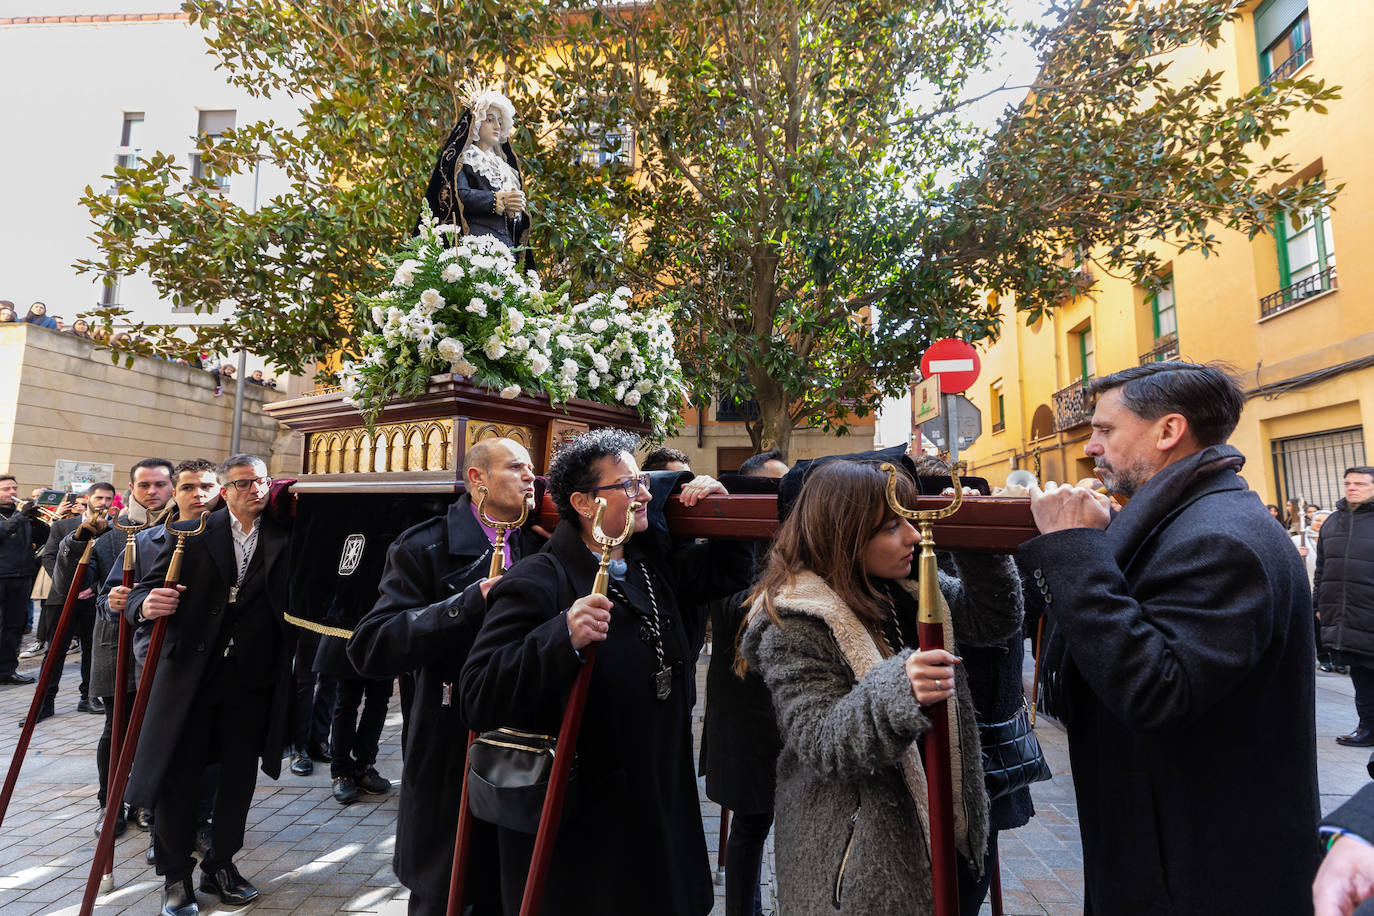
[737,461,917,673]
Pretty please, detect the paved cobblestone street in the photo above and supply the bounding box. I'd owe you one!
[0,634,1366,914]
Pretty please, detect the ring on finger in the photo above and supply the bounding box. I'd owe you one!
[934,678,942,691]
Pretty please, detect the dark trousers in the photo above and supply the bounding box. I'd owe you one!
[724,809,772,916]
[36,600,60,644]
[290,630,336,748]
[0,576,31,677]
[96,690,135,807]
[153,659,272,884]
[957,829,998,916]
[1351,663,1374,727]
[43,602,95,705]
[331,676,392,777]
[1316,613,1331,664]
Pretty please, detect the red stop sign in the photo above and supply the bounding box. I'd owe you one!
[919,338,981,394]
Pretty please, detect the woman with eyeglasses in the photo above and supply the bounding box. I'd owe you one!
[460,428,754,915]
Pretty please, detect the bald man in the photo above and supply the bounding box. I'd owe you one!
[348,437,543,915]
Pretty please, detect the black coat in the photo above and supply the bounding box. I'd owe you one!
[40,516,81,600]
[459,519,754,916]
[0,506,47,580]
[1019,445,1319,915]
[124,509,293,808]
[1321,782,1374,842]
[347,494,543,913]
[56,518,133,698]
[1315,498,1374,659]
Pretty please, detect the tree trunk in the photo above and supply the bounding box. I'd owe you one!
[749,369,793,460]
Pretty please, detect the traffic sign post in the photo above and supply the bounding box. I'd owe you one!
[919,339,981,395]
[920,395,982,456]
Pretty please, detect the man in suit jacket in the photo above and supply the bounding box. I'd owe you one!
[347,436,542,916]
[1023,362,1319,914]
[127,454,292,916]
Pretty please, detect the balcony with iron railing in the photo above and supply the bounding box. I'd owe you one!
[1260,264,1337,318]
[1139,332,1180,365]
[1264,41,1312,84]
[1052,379,1093,432]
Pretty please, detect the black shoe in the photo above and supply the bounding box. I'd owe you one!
[94,805,127,837]
[355,766,391,795]
[308,741,333,763]
[77,696,104,714]
[332,775,360,805]
[160,877,198,916]
[199,861,259,905]
[1320,661,1336,673]
[146,842,156,866]
[1338,727,1374,747]
[1,673,36,685]
[290,747,313,777]
[1337,665,1351,675]
[194,822,213,860]
[133,806,154,830]
[20,701,55,727]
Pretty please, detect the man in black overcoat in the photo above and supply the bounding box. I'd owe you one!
[1022,361,1319,915]
[0,474,48,684]
[347,437,543,916]
[127,454,293,916]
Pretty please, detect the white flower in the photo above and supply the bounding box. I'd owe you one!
[560,358,579,380]
[613,312,633,329]
[500,384,522,399]
[591,353,610,373]
[589,318,609,334]
[370,306,385,327]
[614,286,632,301]
[529,351,551,375]
[534,327,551,348]
[509,335,530,354]
[636,380,654,394]
[476,281,502,300]
[419,288,444,313]
[507,308,526,333]
[392,260,420,288]
[556,334,574,350]
[441,263,465,283]
[437,337,465,362]
[471,255,497,272]
[623,389,642,407]
[438,248,458,262]
[484,335,507,360]
[588,370,601,388]
[385,307,405,327]
[452,359,476,378]
[466,297,488,317]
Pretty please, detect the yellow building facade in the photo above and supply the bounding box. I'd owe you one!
[960,0,1373,510]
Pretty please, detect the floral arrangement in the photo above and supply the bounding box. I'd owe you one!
[340,217,686,433]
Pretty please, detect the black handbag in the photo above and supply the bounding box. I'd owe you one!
[466,727,580,834]
[979,699,1052,800]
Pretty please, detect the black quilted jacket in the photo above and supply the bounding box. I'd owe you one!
[1316,498,1374,659]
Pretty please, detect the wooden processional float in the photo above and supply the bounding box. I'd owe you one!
[71,375,1039,914]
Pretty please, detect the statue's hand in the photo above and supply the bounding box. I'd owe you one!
[497,189,527,215]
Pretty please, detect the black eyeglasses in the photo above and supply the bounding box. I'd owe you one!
[587,474,651,499]
[226,477,272,492]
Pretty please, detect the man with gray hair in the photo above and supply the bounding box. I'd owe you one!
[127,454,293,916]
[1023,361,1318,913]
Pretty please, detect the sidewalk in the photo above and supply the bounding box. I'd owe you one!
[0,640,1366,915]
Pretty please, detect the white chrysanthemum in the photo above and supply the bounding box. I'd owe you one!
[509,335,530,354]
[613,312,633,329]
[500,384,522,400]
[370,306,385,327]
[507,308,526,333]
[620,366,632,379]
[476,281,501,300]
[636,380,654,394]
[441,262,464,282]
[437,337,464,362]
[591,354,610,373]
[484,336,507,360]
[614,383,627,400]
[385,307,405,326]
[588,370,600,388]
[560,358,579,380]
[589,318,609,334]
[466,297,488,317]
[392,260,420,288]
[529,351,551,375]
[471,255,497,272]
[451,359,476,378]
[613,286,632,301]
[533,327,551,348]
[556,334,574,350]
[624,389,642,407]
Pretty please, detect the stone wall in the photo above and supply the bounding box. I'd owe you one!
[0,322,302,493]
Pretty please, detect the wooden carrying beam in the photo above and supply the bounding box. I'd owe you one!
[534,494,1038,552]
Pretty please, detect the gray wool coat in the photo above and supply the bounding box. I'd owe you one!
[741,560,1023,916]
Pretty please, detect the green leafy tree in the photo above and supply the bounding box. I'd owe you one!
[78,0,1337,455]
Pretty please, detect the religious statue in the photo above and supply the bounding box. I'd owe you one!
[422,82,533,267]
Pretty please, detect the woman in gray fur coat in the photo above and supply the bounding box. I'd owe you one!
[740,461,1023,915]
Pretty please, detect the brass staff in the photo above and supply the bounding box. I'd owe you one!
[880,461,965,916]
[0,509,109,832]
[475,485,531,579]
[519,497,637,916]
[81,511,209,915]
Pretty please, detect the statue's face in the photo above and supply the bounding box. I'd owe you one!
[476,110,503,149]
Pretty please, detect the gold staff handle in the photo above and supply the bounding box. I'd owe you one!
[475,486,531,579]
[590,497,640,597]
[165,511,210,585]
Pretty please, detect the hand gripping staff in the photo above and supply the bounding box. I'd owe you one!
[880,462,966,916]
[445,488,530,916]
[80,511,209,915]
[518,496,637,916]
[0,509,109,832]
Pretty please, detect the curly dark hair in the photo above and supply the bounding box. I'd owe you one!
[548,428,643,524]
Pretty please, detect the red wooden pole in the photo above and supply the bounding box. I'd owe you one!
[96,566,137,885]
[990,847,1004,916]
[0,538,97,832]
[518,644,598,916]
[918,618,959,916]
[444,730,479,916]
